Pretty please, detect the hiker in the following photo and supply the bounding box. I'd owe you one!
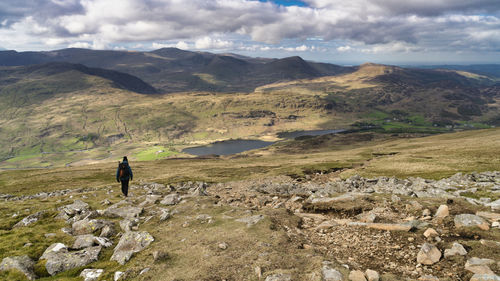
[116,156,133,197]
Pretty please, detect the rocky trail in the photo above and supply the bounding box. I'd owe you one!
[0,172,499,280]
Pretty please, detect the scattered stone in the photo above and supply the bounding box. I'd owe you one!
[434,205,449,219]
[444,242,467,258]
[104,206,143,219]
[488,199,500,211]
[423,228,439,238]
[454,214,490,231]
[236,214,265,227]
[139,267,150,275]
[255,266,262,278]
[59,200,90,216]
[13,211,45,228]
[422,209,431,216]
[476,211,500,222]
[0,255,36,280]
[100,224,116,238]
[191,182,208,196]
[72,219,110,235]
[159,209,171,221]
[101,199,112,205]
[418,275,439,281]
[480,239,500,249]
[42,246,101,276]
[356,212,377,223]
[160,193,181,205]
[265,273,292,281]
[23,243,32,248]
[114,271,125,281]
[417,243,441,265]
[119,219,139,232]
[349,270,367,281]
[152,250,169,263]
[218,242,228,250]
[322,265,344,281]
[111,231,154,265]
[44,233,56,238]
[365,269,379,281]
[493,222,500,228]
[73,234,96,249]
[465,258,495,275]
[470,274,500,281]
[80,269,104,281]
[40,243,67,260]
[391,194,401,202]
[139,195,161,207]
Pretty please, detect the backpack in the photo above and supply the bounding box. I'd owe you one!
[119,162,129,178]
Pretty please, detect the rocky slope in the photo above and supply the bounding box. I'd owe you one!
[0,171,499,280]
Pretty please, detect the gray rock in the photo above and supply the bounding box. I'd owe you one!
[465,257,495,275]
[152,250,169,263]
[73,234,96,249]
[322,265,344,281]
[80,268,104,281]
[454,214,490,230]
[365,269,379,281]
[0,255,36,280]
[43,246,101,276]
[488,199,500,211]
[139,195,161,207]
[104,206,143,219]
[470,274,500,281]
[417,243,441,265]
[72,219,110,235]
[59,200,90,216]
[73,235,113,249]
[13,211,45,228]
[159,209,171,221]
[160,193,181,205]
[40,243,68,260]
[119,219,139,232]
[100,224,116,238]
[356,212,377,223]
[114,271,125,281]
[265,273,292,281]
[418,275,439,281]
[236,214,265,227]
[349,270,367,281]
[218,242,228,250]
[444,242,467,258]
[111,231,154,265]
[191,182,208,196]
[435,205,449,219]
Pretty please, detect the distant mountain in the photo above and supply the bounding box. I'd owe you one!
[414,64,500,79]
[0,62,157,96]
[0,48,355,93]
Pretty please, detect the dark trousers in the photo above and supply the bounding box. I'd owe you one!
[120,179,129,197]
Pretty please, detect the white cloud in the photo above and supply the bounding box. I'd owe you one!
[195,37,233,50]
[337,46,351,52]
[0,0,498,59]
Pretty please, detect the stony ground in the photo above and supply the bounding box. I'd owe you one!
[0,171,499,281]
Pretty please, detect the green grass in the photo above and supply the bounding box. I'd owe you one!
[133,146,178,161]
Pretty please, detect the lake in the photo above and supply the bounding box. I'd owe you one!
[182,129,345,156]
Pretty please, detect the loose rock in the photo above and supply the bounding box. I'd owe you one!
[349,270,367,281]
[465,257,495,275]
[265,273,292,281]
[80,268,104,281]
[365,269,379,281]
[0,255,36,280]
[454,214,490,231]
[322,265,344,281]
[417,243,441,265]
[444,242,467,258]
[111,231,154,265]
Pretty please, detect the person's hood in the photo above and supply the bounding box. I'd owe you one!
[122,160,129,165]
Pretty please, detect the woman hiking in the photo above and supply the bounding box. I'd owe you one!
[116,156,133,197]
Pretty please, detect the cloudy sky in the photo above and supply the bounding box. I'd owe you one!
[0,0,499,65]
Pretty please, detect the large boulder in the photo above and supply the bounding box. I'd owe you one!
[470,274,500,281]
[13,211,46,228]
[103,206,143,219]
[80,268,104,281]
[444,242,467,258]
[0,255,37,280]
[454,214,490,231]
[417,243,441,265]
[41,245,101,276]
[59,200,90,216]
[73,234,113,249]
[111,231,154,265]
[160,194,181,205]
[465,258,495,275]
[322,265,344,281]
[72,219,111,235]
